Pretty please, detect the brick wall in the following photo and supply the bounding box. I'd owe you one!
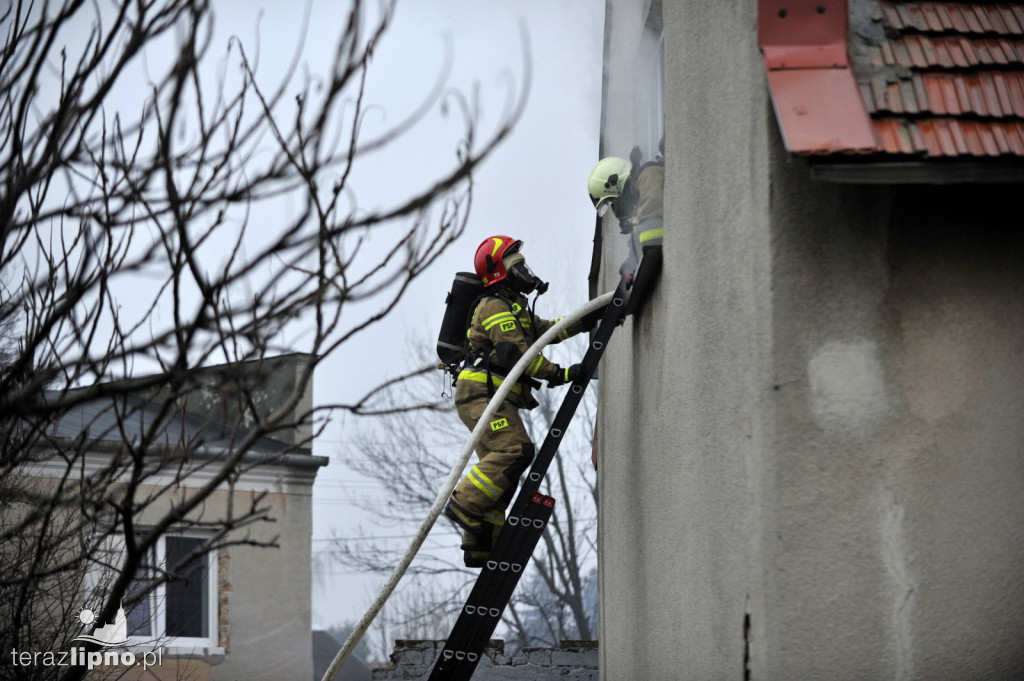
[372,640,598,680]
[217,549,229,650]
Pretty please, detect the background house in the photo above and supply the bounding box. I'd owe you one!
[595,1,1024,679]
[312,630,373,681]
[10,354,326,681]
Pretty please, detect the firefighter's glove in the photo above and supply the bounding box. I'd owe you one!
[566,363,587,383]
[580,306,607,332]
[630,145,644,167]
[548,364,587,388]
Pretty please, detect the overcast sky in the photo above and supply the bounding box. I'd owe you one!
[13,0,607,655]
[254,0,609,630]
[50,0,607,635]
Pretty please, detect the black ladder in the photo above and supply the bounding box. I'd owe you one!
[427,275,633,681]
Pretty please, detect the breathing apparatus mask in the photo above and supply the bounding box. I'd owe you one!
[504,253,549,295]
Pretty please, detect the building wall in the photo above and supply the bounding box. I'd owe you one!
[766,170,1024,680]
[205,488,316,681]
[598,2,771,679]
[132,485,317,681]
[5,470,318,681]
[597,1,1024,680]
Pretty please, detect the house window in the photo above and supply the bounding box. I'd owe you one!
[164,536,211,638]
[634,25,664,161]
[93,532,219,650]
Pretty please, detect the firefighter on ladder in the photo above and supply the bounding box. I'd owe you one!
[443,236,602,568]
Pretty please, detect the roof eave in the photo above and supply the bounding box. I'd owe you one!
[808,158,1024,184]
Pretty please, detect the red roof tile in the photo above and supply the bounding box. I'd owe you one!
[878,35,1024,69]
[763,0,1024,161]
[869,117,1024,156]
[862,1,1024,159]
[890,2,1024,35]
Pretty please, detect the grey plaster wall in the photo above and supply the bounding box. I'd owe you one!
[598,1,772,679]
[597,1,1024,680]
[765,172,1024,680]
[185,353,315,446]
[215,490,317,681]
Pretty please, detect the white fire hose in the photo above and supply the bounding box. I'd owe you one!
[321,290,614,681]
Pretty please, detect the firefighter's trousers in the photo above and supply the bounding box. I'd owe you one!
[449,395,535,535]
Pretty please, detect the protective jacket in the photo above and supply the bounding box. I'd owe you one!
[446,286,587,567]
[455,290,585,409]
[633,161,664,247]
[619,160,665,283]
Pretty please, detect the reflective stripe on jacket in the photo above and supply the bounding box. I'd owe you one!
[456,292,584,408]
[456,368,522,395]
[634,163,664,247]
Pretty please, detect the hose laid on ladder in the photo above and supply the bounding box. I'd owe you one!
[321,290,615,681]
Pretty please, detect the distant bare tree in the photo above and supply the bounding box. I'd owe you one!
[0,0,524,678]
[506,389,598,647]
[323,338,597,657]
[500,376,598,649]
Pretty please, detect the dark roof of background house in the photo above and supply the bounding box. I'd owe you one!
[312,630,372,681]
[761,0,1024,163]
[51,390,307,456]
[46,353,322,461]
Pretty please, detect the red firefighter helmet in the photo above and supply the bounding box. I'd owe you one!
[474,235,523,288]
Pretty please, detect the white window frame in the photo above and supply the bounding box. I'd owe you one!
[86,530,220,652]
[128,531,219,651]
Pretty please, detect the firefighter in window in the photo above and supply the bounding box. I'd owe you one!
[443,236,602,568]
[587,141,664,305]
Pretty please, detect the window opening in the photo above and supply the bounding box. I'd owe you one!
[165,536,210,639]
[126,549,155,638]
[634,27,665,160]
[89,531,218,649]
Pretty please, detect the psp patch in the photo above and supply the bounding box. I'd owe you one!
[499,320,516,333]
[490,418,509,431]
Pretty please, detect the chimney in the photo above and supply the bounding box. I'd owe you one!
[183,353,315,449]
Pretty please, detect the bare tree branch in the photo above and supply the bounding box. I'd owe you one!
[0,1,527,678]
